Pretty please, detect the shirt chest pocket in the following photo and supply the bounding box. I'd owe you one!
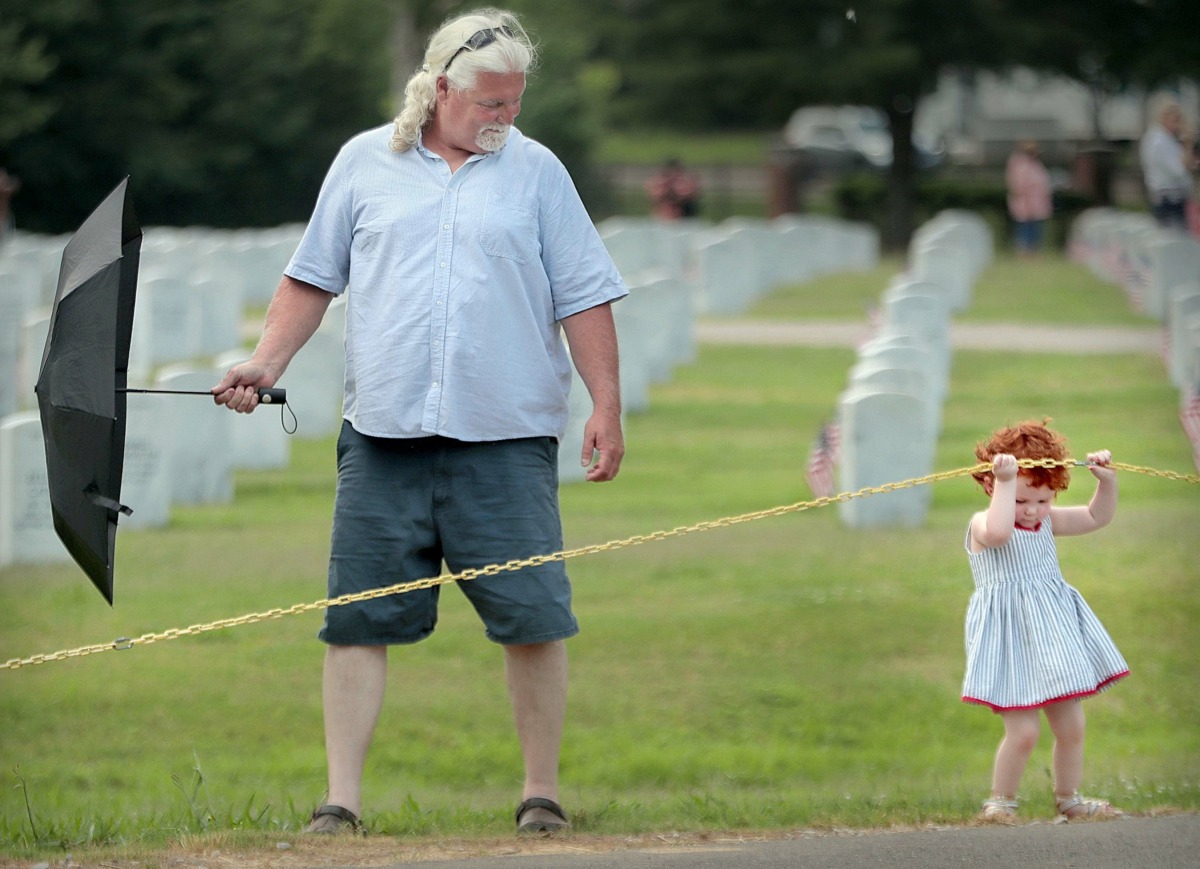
[480,192,540,265]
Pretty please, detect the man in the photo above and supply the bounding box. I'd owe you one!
[645,157,701,220]
[1139,98,1196,232]
[213,8,626,837]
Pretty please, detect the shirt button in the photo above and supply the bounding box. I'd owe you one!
[440,262,447,268]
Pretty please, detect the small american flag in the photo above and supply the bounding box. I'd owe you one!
[806,422,841,499]
[1182,389,1200,472]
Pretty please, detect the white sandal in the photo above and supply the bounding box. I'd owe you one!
[977,796,1019,825]
[1056,792,1122,822]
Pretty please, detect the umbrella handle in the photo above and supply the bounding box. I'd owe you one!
[120,387,287,405]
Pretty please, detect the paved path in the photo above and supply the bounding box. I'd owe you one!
[695,319,1163,354]
[319,814,1198,869]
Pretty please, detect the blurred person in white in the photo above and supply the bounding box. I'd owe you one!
[1139,98,1197,232]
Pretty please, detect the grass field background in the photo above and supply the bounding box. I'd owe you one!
[1,249,1197,861]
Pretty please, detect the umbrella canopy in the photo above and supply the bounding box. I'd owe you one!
[35,178,140,603]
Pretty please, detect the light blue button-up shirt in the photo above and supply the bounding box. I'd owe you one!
[286,124,627,442]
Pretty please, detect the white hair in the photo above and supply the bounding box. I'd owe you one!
[390,8,536,153]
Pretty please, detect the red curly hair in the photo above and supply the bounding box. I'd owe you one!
[972,418,1071,492]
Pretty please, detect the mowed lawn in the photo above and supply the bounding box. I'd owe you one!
[0,249,1197,860]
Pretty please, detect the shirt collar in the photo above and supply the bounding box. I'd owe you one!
[414,129,506,163]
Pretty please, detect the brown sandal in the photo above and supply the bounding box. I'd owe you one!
[305,804,364,834]
[515,797,570,836]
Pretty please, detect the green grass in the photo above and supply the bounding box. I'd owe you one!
[752,254,1161,326]
[1,251,1197,862]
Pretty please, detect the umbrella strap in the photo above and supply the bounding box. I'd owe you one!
[86,486,132,516]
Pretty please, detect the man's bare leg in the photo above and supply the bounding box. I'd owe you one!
[321,644,388,817]
[505,640,568,827]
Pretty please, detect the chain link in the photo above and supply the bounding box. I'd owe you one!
[3,458,1194,672]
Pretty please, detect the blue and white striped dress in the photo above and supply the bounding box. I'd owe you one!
[962,516,1129,711]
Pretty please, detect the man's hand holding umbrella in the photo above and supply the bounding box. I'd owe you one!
[211,276,333,414]
[212,359,280,414]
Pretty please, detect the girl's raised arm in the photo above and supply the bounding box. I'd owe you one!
[1051,450,1118,536]
[970,454,1018,551]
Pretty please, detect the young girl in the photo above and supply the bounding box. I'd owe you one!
[964,420,1128,824]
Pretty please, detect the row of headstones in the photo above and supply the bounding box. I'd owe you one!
[0,213,886,566]
[1067,208,1200,403]
[557,214,883,483]
[835,210,994,528]
[0,295,345,571]
[0,225,307,421]
[597,214,881,316]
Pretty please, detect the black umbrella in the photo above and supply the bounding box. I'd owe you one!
[35,178,284,603]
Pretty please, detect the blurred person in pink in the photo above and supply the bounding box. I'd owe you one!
[1005,140,1053,258]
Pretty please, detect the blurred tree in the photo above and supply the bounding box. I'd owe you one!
[5,0,1190,238]
[801,1,1013,247]
[1001,0,1165,141]
[0,21,56,148]
[0,0,392,232]
[1142,0,1200,85]
[594,0,1015,245]
[506,0,617,214]
[595,1,1191,245]
[0,0,609,232]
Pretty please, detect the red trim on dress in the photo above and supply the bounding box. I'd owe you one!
[962,670,1130,713]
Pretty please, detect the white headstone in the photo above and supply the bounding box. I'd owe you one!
[137,274,201,367]
[693,232,765,315]
[281,325,346,440]
[120,398,172,529]
[602,223,664,280]
[557,358,627,486]
[618,272,694,388]
[770,219,819,285]
[1182,314,1200,396]
[155,367,235,505]
[19,310,49,412]
[909,241,973,310]
[1147,237,1200,322]
[212,353,291,470]
[0,276,37,416]
[1167,283,1200,389]
[0,412,71,567]
[609,300,652,415]
[191,273,244,358]
[836,389,934,528]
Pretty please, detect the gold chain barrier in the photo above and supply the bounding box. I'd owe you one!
[3,459,1195,671]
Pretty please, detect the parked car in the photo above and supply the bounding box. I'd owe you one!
[782,105,944,172]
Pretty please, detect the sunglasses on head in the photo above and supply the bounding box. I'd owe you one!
[444,26,514,72]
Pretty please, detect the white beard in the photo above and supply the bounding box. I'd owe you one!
[475,125,511,152]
